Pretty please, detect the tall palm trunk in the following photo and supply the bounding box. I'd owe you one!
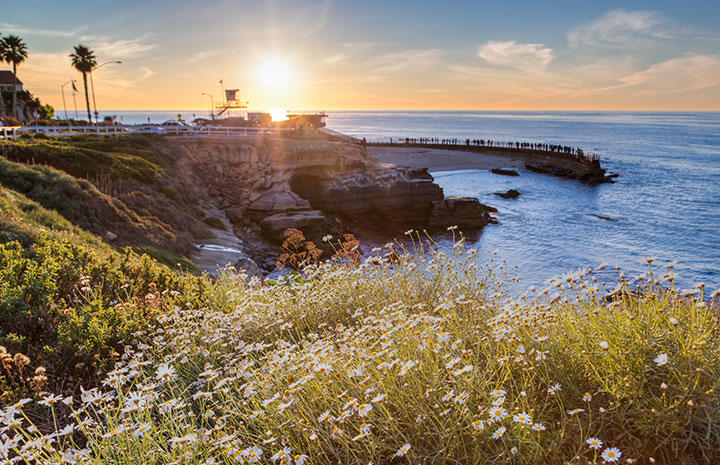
[11,63,18,120]
[0,90,6,119]
[82,72,92,122]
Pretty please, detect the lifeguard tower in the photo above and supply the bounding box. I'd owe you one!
[214,89,248,119]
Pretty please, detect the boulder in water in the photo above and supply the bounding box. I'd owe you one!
[494,189,521,199]
[491,168,520,176]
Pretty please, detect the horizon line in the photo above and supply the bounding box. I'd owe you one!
[98,109,720,113]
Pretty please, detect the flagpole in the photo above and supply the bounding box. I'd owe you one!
[72,82,79,120]
[60,80,70,120]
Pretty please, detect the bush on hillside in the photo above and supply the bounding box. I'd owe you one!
[0,233,201,396]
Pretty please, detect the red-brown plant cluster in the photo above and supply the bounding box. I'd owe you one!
[275,228,323,271]
[331,234,362,266]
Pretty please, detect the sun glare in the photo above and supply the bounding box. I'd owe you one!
[268,109,288,121]
[259,58,290,88]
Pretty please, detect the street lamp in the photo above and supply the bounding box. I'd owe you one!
[201,93,214,120]
[89,61,122,124]
[60,79,79,121]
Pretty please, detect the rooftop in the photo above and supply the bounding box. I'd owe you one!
[0,71,23,86]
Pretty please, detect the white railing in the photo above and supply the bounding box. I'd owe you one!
[0,126,22,139]
[1,125,294,139]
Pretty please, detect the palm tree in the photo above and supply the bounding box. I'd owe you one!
[1,35,28,120]
[69,45,96,123]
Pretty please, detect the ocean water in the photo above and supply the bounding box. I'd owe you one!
[326,111,720,291]
[100,110,210,125]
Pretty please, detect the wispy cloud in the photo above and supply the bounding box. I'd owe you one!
[0,22,86,37]
[265,0,334,38]
[90,34,157,59]
[478,40,555,71]
[138,66,154,80]
[324,53,346,65]
[373,49,447,74]
[568,9,681,47]
[341,41,384,52]
[189,50,223,63]
[613,54,720,95]
[100,66,155,89]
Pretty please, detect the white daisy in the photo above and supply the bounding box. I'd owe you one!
[601,447,622,462]
[586,437,603,449]
[654,353,668,367]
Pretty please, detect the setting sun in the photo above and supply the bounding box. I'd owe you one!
[259,58,290,88]
[268,108,287,121]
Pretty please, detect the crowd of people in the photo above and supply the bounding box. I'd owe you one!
[395,137,586,156]
[359,136,597,161]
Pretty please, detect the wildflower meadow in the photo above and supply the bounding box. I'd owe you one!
[1,233,718,464]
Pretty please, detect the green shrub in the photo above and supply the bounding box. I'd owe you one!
[0,233,201,394]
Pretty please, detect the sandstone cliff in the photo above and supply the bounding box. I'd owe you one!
[164,136,494,271]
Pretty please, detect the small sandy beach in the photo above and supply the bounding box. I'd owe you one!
[368,146,525,172]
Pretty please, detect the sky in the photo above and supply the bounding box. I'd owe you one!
[2,0,720,112]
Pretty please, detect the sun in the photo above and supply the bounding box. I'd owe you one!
[268,109,287,121]
[259,58,290,88]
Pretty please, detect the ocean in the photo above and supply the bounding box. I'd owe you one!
[107,110,720,291]
[325,111,720,291]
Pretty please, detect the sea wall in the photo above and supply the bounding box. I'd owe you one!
[367,143,611,183]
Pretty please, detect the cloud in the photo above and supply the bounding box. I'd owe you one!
[568,9,675,47]
[91,34,157,59]
[614,54,720,94]
[477,40,555,71]
[556,54,720,99]
[89,65,155,91]
[374,49,447,74]
[341,41,384,52]
[19,52,74,81]
[189,50,223,63]
[264,0,334,38]
[324,53,346,65]
[138,66,154,80]
[0,22,86,37]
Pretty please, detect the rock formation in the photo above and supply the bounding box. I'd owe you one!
[494,189,521,199]
[164,136,494,269]
[491,168,520,177]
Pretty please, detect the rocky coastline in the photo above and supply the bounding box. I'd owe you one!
[163,136,494,274]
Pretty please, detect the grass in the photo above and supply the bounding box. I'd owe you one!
[0,134,170,184]
[0,154,99,225]
[2,234,718,464]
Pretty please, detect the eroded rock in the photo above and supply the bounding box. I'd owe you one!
[429,197,496,230]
